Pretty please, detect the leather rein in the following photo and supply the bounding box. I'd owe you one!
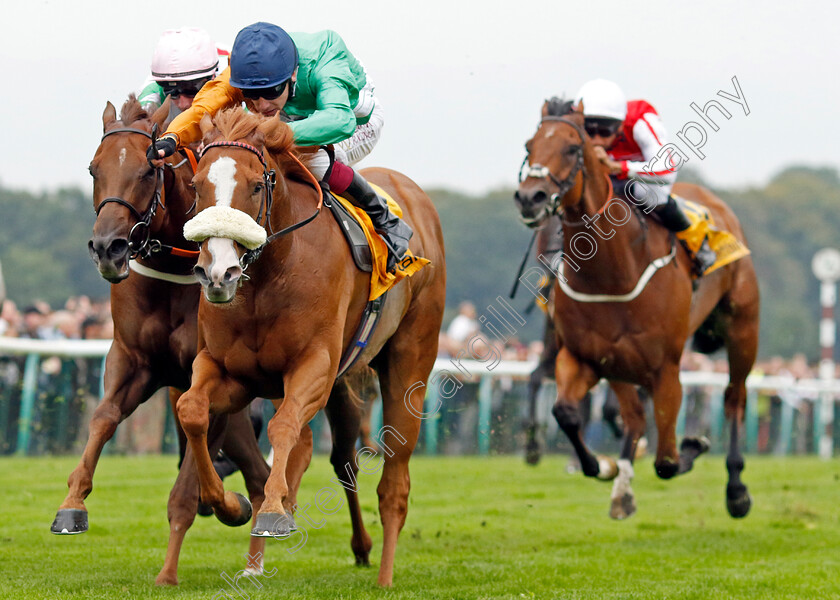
[199,141,323,270]
[94,125,199,260]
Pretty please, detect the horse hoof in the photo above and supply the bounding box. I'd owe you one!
[355,552,371,567]
[51,509,88,535]
[197,501,214,517]
[251,512,293,538]
[595,455,618,481]
[680,436,711,455]
[609,494,637,520]
[154,572,179,586]
[216,492,252,528]
[727,490,752,518]
[525,446,542,466]
[655,459,679,480]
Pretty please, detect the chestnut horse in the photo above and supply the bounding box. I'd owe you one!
[50,96,291,585]
[175,107,445,587]
[514,100,759,518]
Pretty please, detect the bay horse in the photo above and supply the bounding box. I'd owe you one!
[514,100,759,518]
[176,107,445,586]
[50,96,296,585]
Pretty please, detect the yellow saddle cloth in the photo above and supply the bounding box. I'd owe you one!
[673,196,751,275]
[335,183,430,301]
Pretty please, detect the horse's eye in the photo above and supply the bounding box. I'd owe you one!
[253,184,263,195]
[567,145,582,156]
[88,165,95,178]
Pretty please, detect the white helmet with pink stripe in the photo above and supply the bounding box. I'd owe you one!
[151,27,219,82]
[575,79,627,122]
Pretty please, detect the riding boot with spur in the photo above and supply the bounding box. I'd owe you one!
[344,171,413,271]
[652,195,716,276]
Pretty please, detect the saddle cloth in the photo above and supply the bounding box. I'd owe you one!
[673,195,751,275]
[332,183,429,301]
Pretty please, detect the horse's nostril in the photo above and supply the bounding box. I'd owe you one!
[108,239,129,260]
[532,190,548,205]
[193,265,208,282]
[224,266,242,283]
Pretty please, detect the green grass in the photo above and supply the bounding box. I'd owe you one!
[1,454,840,599]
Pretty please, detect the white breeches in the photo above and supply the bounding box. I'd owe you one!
[309,80,384,180]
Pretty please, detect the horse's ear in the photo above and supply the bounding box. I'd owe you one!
[150,96,170,129]
[540,101,550,118]
[102,102,117,130]
[574,101,585,114]
[199,112,217,144]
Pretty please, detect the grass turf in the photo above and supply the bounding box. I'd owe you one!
[1,454,839,599]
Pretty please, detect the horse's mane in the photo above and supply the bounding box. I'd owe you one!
[118,94,149,126]
[545,96,576,117]
[210,107,312,178]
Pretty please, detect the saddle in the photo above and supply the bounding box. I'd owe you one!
[326,192,373,272]
[671,194,751,275]
[325,185,430,376]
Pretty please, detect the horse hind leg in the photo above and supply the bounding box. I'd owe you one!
[722,307,758,517]
[218,409,288,576]
[551,348,616,480]
[326,377,373,566]
[155,444,201,586]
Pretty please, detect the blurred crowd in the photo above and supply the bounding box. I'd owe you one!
[0,296,113,341]
[0,295,836,457]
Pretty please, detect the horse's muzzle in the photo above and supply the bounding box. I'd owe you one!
[514,189,549,227]
[88,236,130,282]
[193,264,241,304]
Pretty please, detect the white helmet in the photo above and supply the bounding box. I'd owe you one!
[575,79,627,122]
[151,28,219,81]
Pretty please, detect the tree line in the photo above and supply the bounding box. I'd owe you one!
[0,165,837,360]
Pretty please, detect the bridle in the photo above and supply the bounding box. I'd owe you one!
[94,125,199,260]
[519,116,589,222]
[199,141,323,270]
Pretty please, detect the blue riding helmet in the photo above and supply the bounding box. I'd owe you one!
[229,22,299,89]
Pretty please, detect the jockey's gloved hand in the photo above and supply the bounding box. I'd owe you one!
[146,134,178,162]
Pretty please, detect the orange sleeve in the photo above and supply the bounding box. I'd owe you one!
[165,67,243,147]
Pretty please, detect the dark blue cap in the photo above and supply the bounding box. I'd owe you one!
[230,22,298,89]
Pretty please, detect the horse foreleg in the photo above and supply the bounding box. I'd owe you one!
[525,314,559,466]
[52,348,154,534]
[651,363,687,479]
[177,350,252,528]
[551,348,614,480]
[608,382,646,520]
[253,358,332,538]
[169,388,188,469]
[326,380,373,566]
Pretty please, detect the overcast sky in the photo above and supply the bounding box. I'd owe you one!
[2,0,837,196]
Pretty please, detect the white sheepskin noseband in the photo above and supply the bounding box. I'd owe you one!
[183,205,267,250]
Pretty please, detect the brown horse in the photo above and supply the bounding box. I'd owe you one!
[175,107,445,586]
[514,99,759,518]
[50,96,289,585]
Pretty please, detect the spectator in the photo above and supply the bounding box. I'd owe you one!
[446,301,479,355]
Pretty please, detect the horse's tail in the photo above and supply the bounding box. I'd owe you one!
[691,308,726,354]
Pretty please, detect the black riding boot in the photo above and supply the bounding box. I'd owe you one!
[345,171,413,271]
[652,195,716,274]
